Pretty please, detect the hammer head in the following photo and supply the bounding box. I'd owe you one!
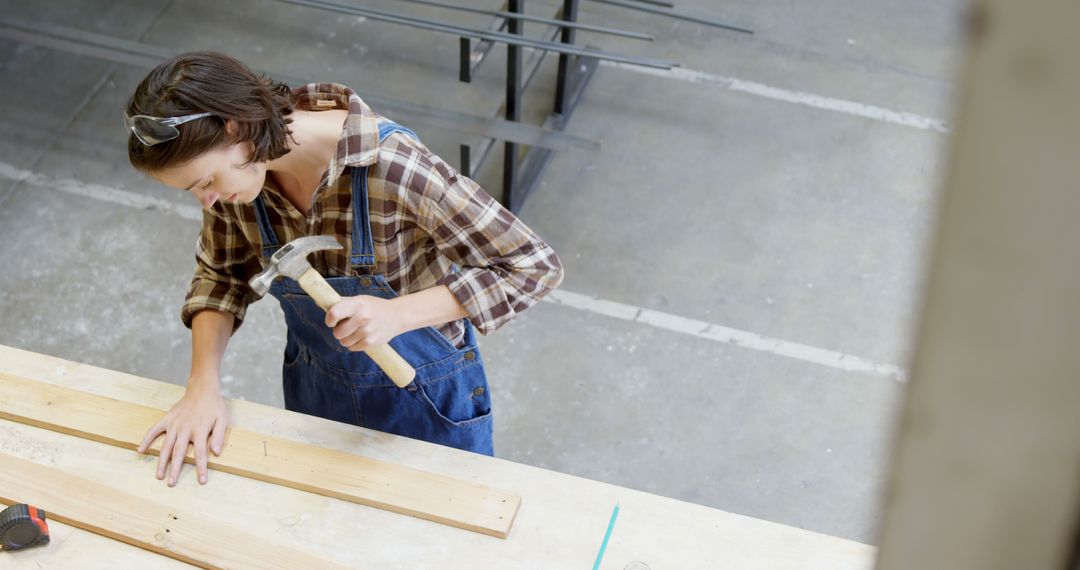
[249,235,344,297]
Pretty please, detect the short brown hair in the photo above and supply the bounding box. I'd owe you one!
[126,51,295,172]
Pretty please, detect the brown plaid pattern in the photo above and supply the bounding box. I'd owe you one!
[182,83,563,347]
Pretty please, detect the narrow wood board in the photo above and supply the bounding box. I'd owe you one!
[0,452,348,570]
[0,372,520,538]
[1,346,877,568]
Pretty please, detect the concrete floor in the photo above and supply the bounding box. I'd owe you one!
[0,0,965,545]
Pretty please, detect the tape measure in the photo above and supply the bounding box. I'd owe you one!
[0,504,50,551]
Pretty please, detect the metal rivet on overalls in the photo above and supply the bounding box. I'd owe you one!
[472,387,485,397]
[360,277,373,287]
[464,351,475,360]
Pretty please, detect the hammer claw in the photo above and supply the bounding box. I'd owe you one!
[248,236,417,387]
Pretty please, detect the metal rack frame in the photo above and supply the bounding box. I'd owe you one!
[3,0,753,213]
[273,0,751,210]
[456,0,752,211]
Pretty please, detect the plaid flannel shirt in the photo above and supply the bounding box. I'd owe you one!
[181,83,563,347]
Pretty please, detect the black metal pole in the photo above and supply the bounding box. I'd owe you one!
[464,13,510,84]
[503,0,524,209]
[554,0,580,115]
[465,15,563,180]
[460,144,472,179]
[459,37,472,82]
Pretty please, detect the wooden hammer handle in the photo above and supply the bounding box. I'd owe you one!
[297,267,417,388]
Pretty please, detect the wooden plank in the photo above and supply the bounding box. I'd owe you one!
[0,345,875,569]
[0,513,195,570]
[0,452,348,570]
[0,372,520,538]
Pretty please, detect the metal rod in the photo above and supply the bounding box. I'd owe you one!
[272,0,677,68]
[585,0,754,34]
[464,5,511,83]
[615,0,673,7]
[0,18,599,153]
[469,19,563,176]
[518,51,600,204]
[459,144,471,178]
[459,37,471,82]
[558,45,599,123]
[0,19,170,68]
[503,0,524,210]
[385,0,653,41]
[613,0,669,6]
[554,0,580,115]
[358,90,599,152]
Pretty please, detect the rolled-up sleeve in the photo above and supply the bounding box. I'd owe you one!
[181,207,262,333]
[420,169,564,335]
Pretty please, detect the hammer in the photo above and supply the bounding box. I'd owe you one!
[249,235,416,388]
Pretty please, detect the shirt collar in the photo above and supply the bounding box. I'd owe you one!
[291,82,381,186]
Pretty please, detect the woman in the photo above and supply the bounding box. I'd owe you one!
[126,51,563,487]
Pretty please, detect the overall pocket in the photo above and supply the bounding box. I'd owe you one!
[282,338,307,369]
[415,362,491,428]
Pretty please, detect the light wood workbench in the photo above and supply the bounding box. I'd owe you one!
[0,345,874,569]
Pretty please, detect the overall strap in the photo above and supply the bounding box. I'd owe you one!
[378,121,418,142]
[252,195,280,260]
[349,166,377,272]
[350,121,419,274]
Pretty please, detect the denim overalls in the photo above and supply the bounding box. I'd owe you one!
[251,122,494,456]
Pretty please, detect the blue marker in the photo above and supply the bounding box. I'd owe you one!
[592,503,620,570]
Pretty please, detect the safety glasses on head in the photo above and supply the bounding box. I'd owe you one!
[124,111,214,146]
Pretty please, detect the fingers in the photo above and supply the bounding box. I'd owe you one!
[333,314,365,342]
[145,392,227,486]
[156,431,177,480]
[341,323,378,351]
[326,298,388,351]
[331,311,377,350]
[193,434,209,485]
[138,420,166,454]
[167,433,191,487]
[326,297,375,330]
[209,414,228,456]
[325,301,355,328]
[150,421,225,486]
